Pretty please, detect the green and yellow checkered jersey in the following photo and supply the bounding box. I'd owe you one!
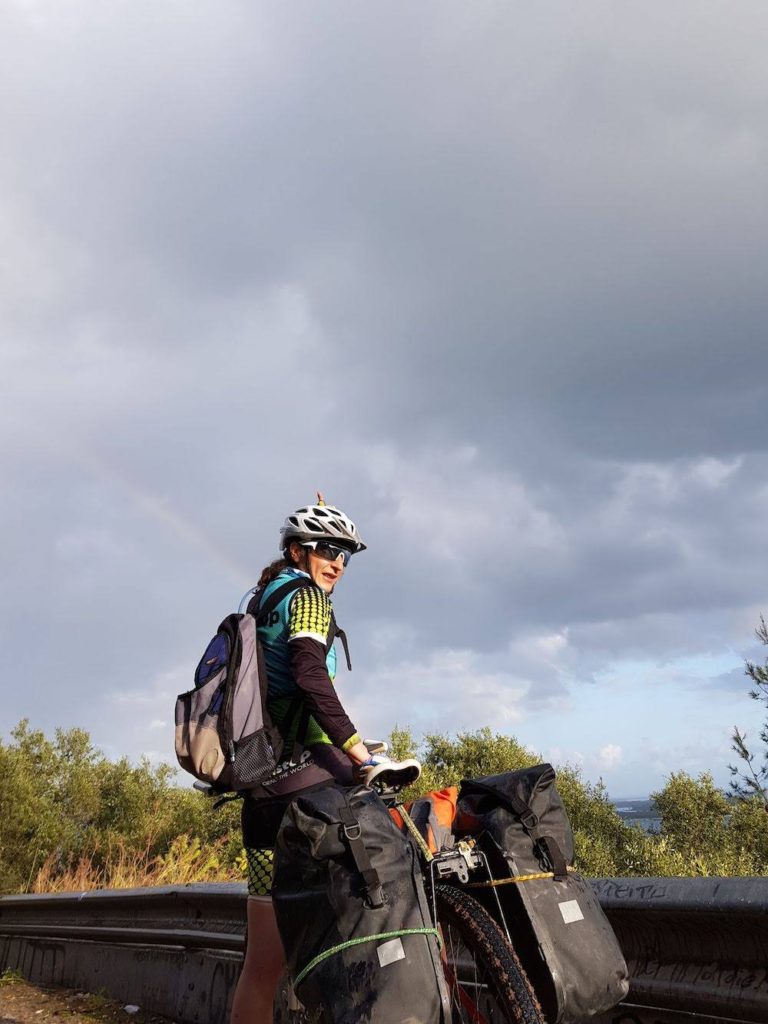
[258,569,337,701]
[288,584,332,644]
[257,570,358,755]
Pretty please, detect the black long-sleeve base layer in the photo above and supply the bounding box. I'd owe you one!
[287,635,358,749]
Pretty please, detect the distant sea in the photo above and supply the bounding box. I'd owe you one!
[611,798,661,833]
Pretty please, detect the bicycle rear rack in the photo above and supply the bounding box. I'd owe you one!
[428,841,512,945]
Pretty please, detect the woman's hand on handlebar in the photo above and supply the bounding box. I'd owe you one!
[345,738,422,790]
[346,740,373,765]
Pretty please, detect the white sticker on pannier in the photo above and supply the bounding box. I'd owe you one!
[377,937,406,967]
[558,899,584,924]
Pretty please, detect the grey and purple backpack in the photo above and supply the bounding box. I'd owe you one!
[174,578,311,793]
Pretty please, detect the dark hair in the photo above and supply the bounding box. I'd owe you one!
[258,557,289,587]
[258,540,310,587]
[258,540,308,587]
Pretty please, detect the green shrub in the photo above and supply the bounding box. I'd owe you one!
[0,720,241,894]
[2,720,766,892]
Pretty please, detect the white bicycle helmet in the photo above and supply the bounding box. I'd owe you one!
[280,500,367,553]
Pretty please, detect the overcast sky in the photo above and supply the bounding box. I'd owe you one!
[2,1,767,797]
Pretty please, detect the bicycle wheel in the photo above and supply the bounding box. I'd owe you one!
[436,884,545,1024]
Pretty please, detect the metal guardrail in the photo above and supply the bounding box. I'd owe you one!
[0,883,247,1023]
[593,877,768,1024]
[1,878,767,1024]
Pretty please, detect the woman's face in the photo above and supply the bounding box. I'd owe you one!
[290,541,346,594]
[307,548,345,593]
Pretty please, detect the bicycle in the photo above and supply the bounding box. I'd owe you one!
[271,766,546,1024]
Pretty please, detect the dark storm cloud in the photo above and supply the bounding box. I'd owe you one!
[2,1,768,786]
[5,3,766,465]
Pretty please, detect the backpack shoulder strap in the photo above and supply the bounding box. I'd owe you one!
[252,577,312,620]
[249,578,352,758]
[254,580,352,668]
[248,576,316,763]
[328,610,352,670]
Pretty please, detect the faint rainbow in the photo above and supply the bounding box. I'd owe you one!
[56,436,253,588]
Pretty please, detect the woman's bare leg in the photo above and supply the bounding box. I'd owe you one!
[230,897,286,1024]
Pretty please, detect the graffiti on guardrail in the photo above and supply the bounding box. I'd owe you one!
[593,880,670,901]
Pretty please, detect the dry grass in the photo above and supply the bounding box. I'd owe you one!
[0,977,177,1022]
[30,834,245,893]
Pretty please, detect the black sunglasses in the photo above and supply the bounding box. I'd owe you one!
[300,540,355,566]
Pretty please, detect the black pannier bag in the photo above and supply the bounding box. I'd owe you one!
[273,784,451,1024]
[455,764,629,1024]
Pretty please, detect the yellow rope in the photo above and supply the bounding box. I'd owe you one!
[467,866,575,888]
[398,806,434,862]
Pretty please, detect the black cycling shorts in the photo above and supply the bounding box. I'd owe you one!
[241,744,355,895]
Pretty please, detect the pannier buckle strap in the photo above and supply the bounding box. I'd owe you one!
[537,834,568,881]
[361,869,384,908]
[338,805,385,909]
[520,810,538,830]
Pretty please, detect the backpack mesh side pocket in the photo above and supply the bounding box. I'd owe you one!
[231,730,277,790]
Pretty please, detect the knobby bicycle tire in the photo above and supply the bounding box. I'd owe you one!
[436,884,545,1024]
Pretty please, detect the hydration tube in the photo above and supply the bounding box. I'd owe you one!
[237,586,258,613]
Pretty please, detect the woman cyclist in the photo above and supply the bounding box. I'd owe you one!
[230,496,418,1024]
